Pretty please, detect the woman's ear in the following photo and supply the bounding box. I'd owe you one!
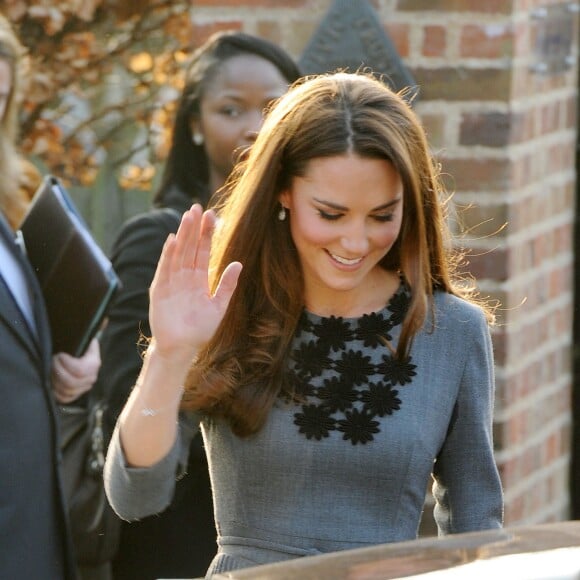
[279,190,291,210]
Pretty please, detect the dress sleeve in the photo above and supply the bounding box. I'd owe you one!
[104,411,200,521]
[432,308,504,534]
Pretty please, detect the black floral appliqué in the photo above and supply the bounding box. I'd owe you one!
[294,404,336,440]
[318,376,359,412]
[388,288,411,326]
[355,311,393,347]
[297,311,314,335]
[334,350,374,386]
[360,382,401,417]
[312,316,354,352]
[377,354,417,386]
[337,408,380,445]
[286,281,414,445]
[291,340,331,378]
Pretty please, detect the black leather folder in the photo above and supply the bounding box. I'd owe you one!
[19,175,120,356]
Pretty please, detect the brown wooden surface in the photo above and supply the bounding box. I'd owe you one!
[212,521,580,579]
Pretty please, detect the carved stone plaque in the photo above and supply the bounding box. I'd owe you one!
[299,0,416,98]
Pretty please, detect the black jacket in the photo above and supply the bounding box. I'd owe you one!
[0,213,77,580]
[97,186,216,579]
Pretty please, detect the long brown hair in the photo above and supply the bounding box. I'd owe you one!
[0,15,27,230]
[182,72,489,435]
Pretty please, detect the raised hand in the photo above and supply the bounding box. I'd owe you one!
[149,204,242,366]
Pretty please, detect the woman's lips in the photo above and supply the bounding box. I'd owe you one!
[326,250,364,267]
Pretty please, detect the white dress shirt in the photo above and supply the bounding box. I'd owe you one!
[0,229,36,332]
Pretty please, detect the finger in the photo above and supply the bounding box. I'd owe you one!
[52,354,74,382]
[52,357,79,387]
[194,209,217,284]
[213,261,243,310]
[53,349,99,380]
[174,204,203,272]
[152,233,177,291]
[54,380,91,404]
[53,390,72,404]
[85,337,101,361]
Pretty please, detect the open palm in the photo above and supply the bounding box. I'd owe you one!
[149,204,242,365]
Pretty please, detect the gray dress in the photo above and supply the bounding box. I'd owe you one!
[104,288,503,577]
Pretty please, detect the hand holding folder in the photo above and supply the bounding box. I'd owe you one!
[19,175,121,356]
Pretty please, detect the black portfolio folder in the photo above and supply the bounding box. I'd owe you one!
[19,175,120,356]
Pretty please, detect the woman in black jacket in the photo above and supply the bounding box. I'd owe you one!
[98,31,301,580]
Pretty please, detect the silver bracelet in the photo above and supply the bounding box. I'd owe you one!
[139,386,184,417]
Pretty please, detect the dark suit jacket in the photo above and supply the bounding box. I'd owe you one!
[0,213,76,579]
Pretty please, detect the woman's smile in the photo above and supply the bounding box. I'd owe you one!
[326,250,366,268]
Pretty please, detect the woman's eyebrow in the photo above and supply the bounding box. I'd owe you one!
[313,197,402,212]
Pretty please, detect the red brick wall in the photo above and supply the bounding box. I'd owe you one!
[191,0,579,526]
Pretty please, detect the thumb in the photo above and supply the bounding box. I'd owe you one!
[213,262,243,311]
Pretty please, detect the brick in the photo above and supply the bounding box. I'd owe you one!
[255,20,285,47]
[555,223,574,255]
[397,0,513,14]
[459,111,527,147]
[564,95,577,129]
[511,61,573,99]
[440,157,511,192]
[193,0,306,5]
[491,326,507,365]
[454,201,509,239]
[511,153,538,189]
[385,22,410,58]
[419,113,446,149]
[413,67,511,101]
[458,246,509,282]
[493,420,505,452]
[548,141,575,174]
[191,22,243,46]
[459,24,514,59]
[283,20,319,59]
[540,101,561,135]
[422,25,446,58]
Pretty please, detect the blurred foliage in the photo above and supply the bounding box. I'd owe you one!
[1,0,193,191]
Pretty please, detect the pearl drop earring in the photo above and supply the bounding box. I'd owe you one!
[192,133,204,146]
[278,206,287,221]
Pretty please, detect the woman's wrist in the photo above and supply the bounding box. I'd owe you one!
[145,338,199,370]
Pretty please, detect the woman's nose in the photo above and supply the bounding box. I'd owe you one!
[341,222,370,255]
[243,109,265,142]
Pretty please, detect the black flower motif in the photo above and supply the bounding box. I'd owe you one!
[296,311,314,335]
[377,354,417,386]
[285,281,415,446]
[337,408,380,445]
[388,287,411,326]
[355,311,393,347]
[291,340,331,378]
[294,404,336,440]
[360,382,401,417]
[334,350,374,386]
[286,369,318,398]
[312,316,355,352]
[317,375,359,413]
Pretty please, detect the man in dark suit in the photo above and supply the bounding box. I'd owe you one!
[0,210,102,578]
[0,210,75,578]
[0,211,100,579]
